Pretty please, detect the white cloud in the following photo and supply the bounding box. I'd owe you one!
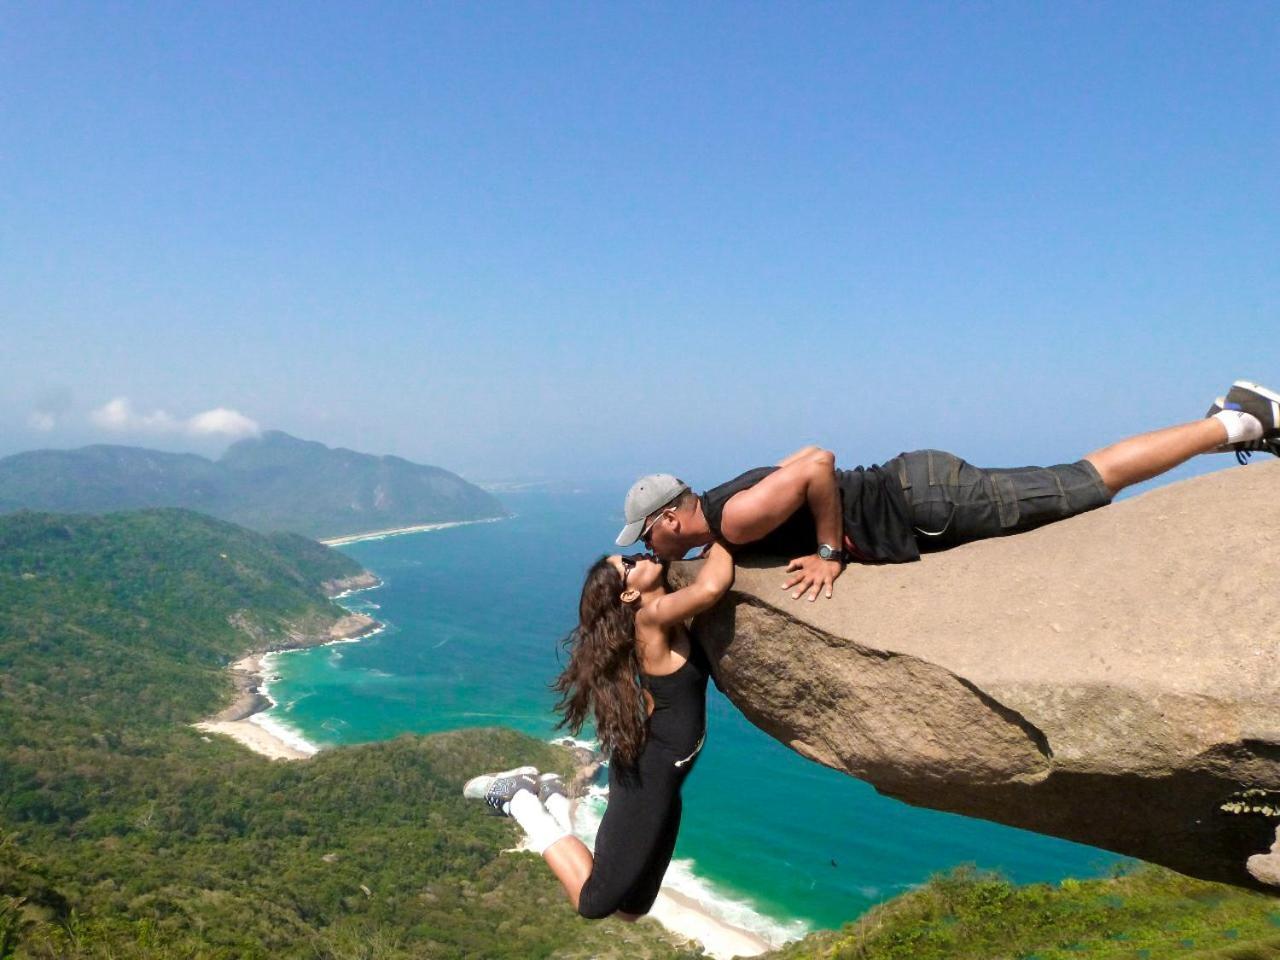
[28,411,57,431]
[90,397,174,432]
[28,387,73,432]
[89,397,260,439]
[187,407,260,438]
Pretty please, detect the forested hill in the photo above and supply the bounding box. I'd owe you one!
[0,509,686,958]
[0,509,360,737]
[0,431,508,539]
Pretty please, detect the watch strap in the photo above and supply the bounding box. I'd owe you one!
[818,543,846,563]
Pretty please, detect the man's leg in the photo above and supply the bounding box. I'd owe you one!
[1087,380,1280,495]
[896,384,1279,552]
[1085,419,1229,496]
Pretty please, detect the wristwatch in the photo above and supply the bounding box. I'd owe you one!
[817,543,846,563]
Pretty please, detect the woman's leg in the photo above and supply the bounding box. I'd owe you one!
[1084,418,1228,496]
[574,758,684,920]
[541,834,597,911]
[471,762,682,921]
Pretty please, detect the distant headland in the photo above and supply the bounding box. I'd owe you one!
[0,429,508,540]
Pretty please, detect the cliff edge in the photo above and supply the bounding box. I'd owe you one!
[675,459,1280,892]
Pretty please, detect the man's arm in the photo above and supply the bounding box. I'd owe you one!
[775,445,825,469]
[718,448,844,601]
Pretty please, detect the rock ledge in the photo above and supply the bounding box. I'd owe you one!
[677,460,1280,891]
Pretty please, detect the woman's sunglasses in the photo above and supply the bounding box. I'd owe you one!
[620,554,637,587]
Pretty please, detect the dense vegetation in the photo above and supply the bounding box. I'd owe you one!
[0,431,507,539]
[0,510,685,958]
[0,509,360,739]
[771,864,1280,960]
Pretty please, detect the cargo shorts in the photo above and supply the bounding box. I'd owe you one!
[882,449,1114,553]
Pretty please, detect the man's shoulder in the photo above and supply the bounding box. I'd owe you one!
[703,466,778,500]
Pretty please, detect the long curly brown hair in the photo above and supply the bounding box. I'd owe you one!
[553,556,648,769]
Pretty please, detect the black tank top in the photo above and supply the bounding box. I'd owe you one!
[640,638,708,762]
[698,464,919,563]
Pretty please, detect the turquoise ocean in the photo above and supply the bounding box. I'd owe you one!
[257,489,1123,944]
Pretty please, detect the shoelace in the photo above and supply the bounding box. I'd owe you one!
[485,775,535,812]
[1235,437,1280,465]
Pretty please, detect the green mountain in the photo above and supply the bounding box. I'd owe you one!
[0,431,507,539]
[0,510,687,959]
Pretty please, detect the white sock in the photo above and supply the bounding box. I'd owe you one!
[1214,409,1264,444]
[508,789,571,854]
[544,792,574,834]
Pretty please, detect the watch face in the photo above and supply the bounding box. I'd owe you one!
[818,544,833,559]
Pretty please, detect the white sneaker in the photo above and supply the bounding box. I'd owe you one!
[537,772,567,803]
[1206,396,1280,463]
[1224,381,1280,436]
[462,766,539,813]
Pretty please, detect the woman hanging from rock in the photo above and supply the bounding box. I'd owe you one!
[462,542,733,920]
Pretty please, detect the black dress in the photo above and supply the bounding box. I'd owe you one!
[575,639,709,919]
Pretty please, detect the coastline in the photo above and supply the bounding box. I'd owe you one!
[194,580,385,761]
[319,515,508,547]
[195,652,317,760]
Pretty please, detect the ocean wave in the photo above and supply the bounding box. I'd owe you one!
[247,711,319,756]
[548,734,599,752]
[324,622,388,647]
[331,579,385,600]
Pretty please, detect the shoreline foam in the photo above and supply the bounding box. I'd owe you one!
[320,515,508,547]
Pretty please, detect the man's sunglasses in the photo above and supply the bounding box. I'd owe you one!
[639,509,669,548]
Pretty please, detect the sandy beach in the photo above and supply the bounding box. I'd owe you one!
[194,653,318,761]
[320,515,506,546]
[649,887,772,958]
[195,717,314,760]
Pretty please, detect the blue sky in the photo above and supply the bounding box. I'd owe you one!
[3,2,1277,488]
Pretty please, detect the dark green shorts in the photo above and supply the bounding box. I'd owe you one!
[883,449,1113,553]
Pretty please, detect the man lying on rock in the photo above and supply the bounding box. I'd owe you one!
[615,379,1280,601]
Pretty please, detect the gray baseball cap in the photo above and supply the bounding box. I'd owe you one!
[616,474,690,546]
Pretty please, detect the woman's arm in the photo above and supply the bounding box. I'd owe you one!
[638,542,735,630]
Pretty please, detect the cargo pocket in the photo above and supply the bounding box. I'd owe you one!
[990,473,1023,529]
